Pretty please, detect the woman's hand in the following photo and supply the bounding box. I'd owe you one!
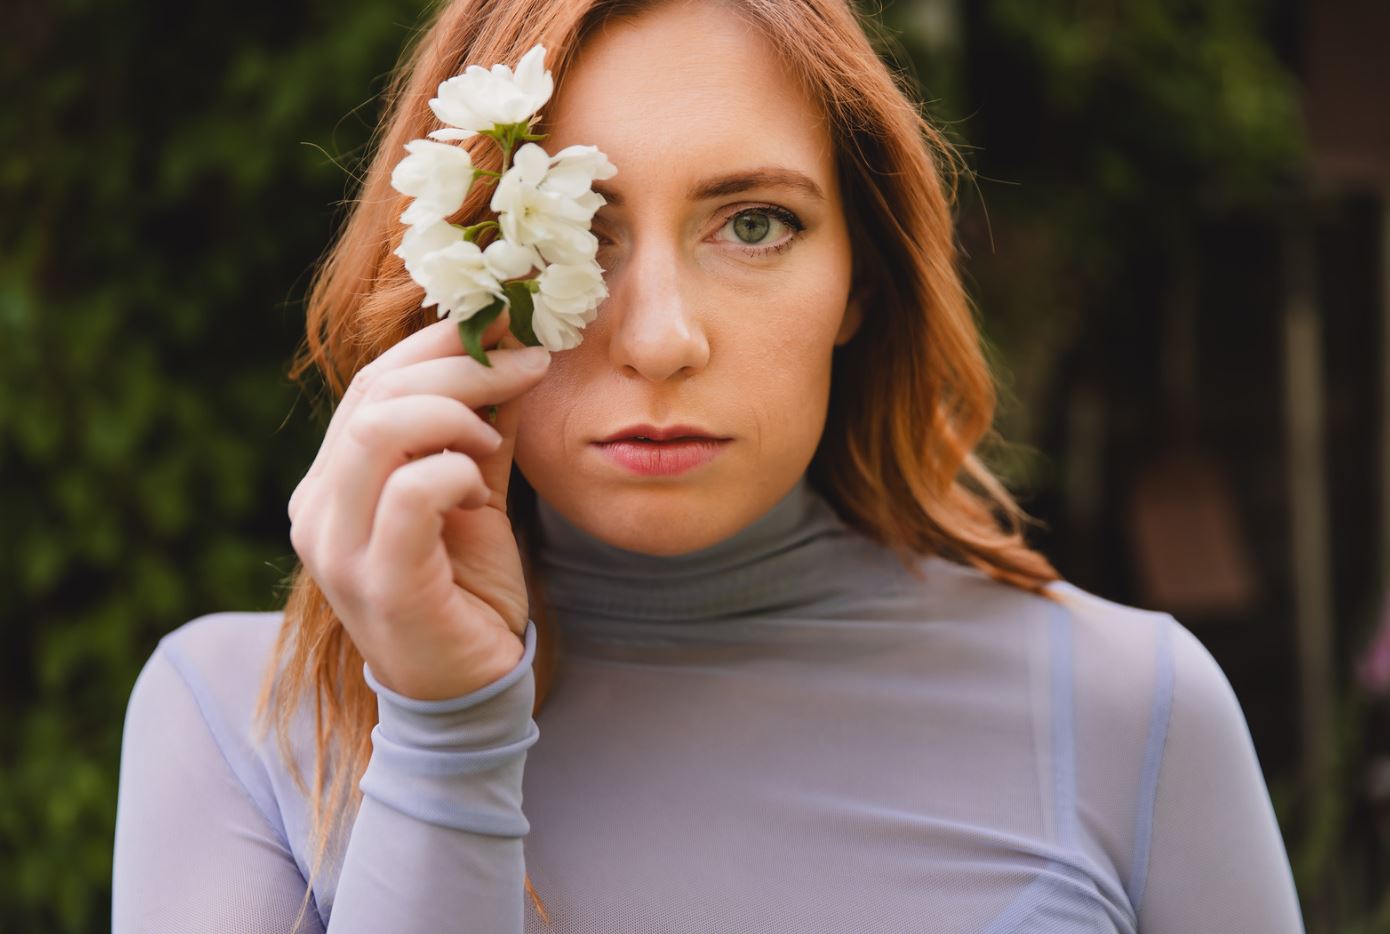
[287,312,551,701]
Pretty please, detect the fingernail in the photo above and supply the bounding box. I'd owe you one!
[516,346,551,370]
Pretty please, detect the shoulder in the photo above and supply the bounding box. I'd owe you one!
[151,609,286,694]
[1045,578,1179,677]
[914,556,1173,653]
[1045,580,1239,724]
[1041,580,1261,803]
[903,559,1185,716]
[126,611,290,837]
[144,610,288,758]
[1036,580,1188,768]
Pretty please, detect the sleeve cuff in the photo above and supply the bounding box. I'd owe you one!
[357,620,540,836]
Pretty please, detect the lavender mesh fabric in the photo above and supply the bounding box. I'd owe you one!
[112,473,1305,932]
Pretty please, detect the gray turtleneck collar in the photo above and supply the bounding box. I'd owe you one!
[532,473,902,633]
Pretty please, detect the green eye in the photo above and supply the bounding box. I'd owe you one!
[721,206,806,257]
[732,212,772,244]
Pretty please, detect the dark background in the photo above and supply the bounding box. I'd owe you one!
[3,0,1387,930]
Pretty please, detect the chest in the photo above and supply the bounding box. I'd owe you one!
[515,653,1136,933]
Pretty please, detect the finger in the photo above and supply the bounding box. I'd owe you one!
[326,350,549,552]
[475,337,550,502]
[289,311,513,521]
[367,448,488,572]
[318,394,500,557]
[348,347,546,417]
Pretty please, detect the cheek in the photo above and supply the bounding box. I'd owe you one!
[511,372,571,466]
[720,233,851,348]
[725,257,847,377]
[721,277,842,444]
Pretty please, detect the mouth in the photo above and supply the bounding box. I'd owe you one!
[590,431,732,477]
[594,423,729,444]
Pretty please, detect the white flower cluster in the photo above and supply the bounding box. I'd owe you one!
[388,44,617,356]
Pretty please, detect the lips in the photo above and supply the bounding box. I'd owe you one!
[596,423,726,443]
[592,436,730,476]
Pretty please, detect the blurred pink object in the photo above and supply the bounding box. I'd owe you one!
[1357,592,1390,696]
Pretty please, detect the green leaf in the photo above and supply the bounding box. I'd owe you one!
[503,280,540,346]
[457,298,506,366]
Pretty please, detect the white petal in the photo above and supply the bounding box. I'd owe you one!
[482,239,541,280]
[395,218,464,275]
[429,93,484,136]
[511,143,552,186]
[427,127,476,142]
[419,240,509,323]
[494,86,533,125]
[489,169,525,217]
[539,261,602,300]
[572,190,606,217]
[539,162,595,199]
[431,65,523,135]
[401,199,445,226]
[537,189,597,225]
[532,304,584,351]
[391,139,475,222]
[535,226,599,266]
[512,44,554,113]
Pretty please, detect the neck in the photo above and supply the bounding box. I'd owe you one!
[532,473,866,640]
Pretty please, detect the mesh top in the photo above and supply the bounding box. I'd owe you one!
[112,473,1306,932]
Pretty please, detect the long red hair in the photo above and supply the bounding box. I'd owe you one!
[252,0,1063,928]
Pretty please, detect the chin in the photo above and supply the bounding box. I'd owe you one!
[598,494,734,556]
[546,480,737,556]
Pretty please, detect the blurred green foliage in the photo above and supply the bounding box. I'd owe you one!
[886,0,1306,477]
[0,0,1315,930]
[0,0,434,928]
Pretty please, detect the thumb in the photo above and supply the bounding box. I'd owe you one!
[477,327,548,503]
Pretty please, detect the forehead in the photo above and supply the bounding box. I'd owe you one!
[542,1,835,192]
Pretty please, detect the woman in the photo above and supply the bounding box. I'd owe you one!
[111,0,1306,931]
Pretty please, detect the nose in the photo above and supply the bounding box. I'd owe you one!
[604,239,710,382]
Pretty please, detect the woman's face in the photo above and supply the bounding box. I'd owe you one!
[512,0,863,555]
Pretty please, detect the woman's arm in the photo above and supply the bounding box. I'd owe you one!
[113,642,328,933]
[112,620,539,933]
[330,619,540,930]
[1134,616,1305,932]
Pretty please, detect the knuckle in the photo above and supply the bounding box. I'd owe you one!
[288,477,311,517]
[288,518,310,557]
[346,363,379,399]
[290,525,326,580]
[347,403,390,448]
[456,450,484,485]
[385,463,439,510]
[440,454,481,497]
[366,367,405,400]
[316,555,357,600]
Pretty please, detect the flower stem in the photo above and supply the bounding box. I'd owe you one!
[499,125,517,174]
[455,219,499,242]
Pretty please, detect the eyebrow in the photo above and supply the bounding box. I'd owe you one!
[591,167,826,207]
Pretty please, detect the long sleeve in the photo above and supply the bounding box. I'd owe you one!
[1135,616,1305,932]
[112,619,539,933]
[113,643,329,933]
[329,620,540,930]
